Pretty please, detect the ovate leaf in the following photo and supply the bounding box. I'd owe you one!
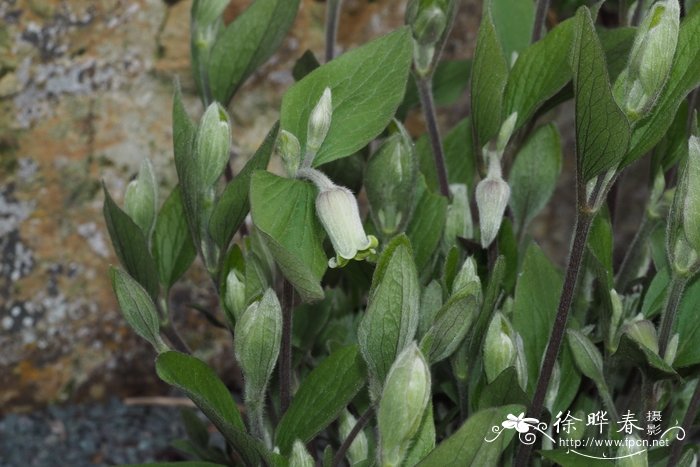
[508,124,562,232]
[470,5,508,148]
[103,185,159,300]
[570,7,630,182]
[281,28,413,166]
[208,0,301,105]
[209,122,278,251]
[623,4,700,166]
[275,345,366,454]
[249,171,327,302]
[154,187,196,289]
[417,405,523,466]
[492,0,535,60]
[512,245,562,395]
[156,351,273,466]
[406,178,448,272]
[358,235,420,390]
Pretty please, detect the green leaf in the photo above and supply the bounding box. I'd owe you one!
[249,171,327,302]
[156,351,271,466]
[154,187,196,289]
[614,333,679,380]
[504,19,573,131]
[566,329,606,388]
[103,185,159,300]
[570,7,630,182]
[209,122,278,251]
[406,178,448,272]
[404,404,436,466]
[623,4,700,167]
[292,49,321,81]
[641,268,670,318]
[417,118,475,193]
[416,405,523,466]
[110,267,166,352]
[651,100,689,175]
[470,5,508,148]
[280,28,413,166]
[208,0,301,105]
[420,281,481,364]
[491,0,535,61]
[672,277,700,367]
[587,211,614,289]
[477,367,529,410]
[358,235,420,391]
[122,463,227,467]
[508,124,562,232]
[275,345,366,454]
[512,245,562,395]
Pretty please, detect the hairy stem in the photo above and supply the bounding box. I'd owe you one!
[657,273,688,357]
[332,407,373,467]
[514,211,594,466]
[416,76,450,198]
[247,396,270,447]
[532,0,551,42]
[279,279,294,415]
[325,0,343,62]
[668,379,700,466]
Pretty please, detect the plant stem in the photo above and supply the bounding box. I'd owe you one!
[615,214,656,291]
[668,379,700,466]
[416,75,450,198]
[657,273,688,357]
[514,211,594,467]
[247,396,268,445]
[332,407,373,467]
[531,0,551,42]
[325,0,343,62]
[279,279,294,415]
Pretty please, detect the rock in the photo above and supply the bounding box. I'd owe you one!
[0,0,481,412]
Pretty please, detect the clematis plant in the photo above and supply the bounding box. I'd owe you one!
[103,0,700,465]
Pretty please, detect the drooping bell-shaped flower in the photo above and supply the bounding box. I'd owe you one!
[298,168,378,268]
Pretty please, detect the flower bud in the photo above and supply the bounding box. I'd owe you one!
[483,312,516,383]
[513,333,529,390]
[301,168,378,268]
[195,102,232,187]
[614,0,680,120]
[496,112,518,155]
[365,125,418,236]
[443,184,473,252]
[306,87,332,159]
[476,173,510,248]
[278,130,301,177]
[664,333,679,365]
[451,256,480,295]
[682,135,700,251]
[616,435,648,467]
[234,288,282,402]
[124,158,157,237]
[567,329,605,386]
[623,319,659,354]
[378,343,431,467]
[544,360,561,412]
[290,440,314,467]
[223,269,246,326]
[339,410,369,465]
[411,5,447,45]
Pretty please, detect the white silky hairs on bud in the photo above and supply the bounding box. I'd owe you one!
[305,87,333,161]
[339,410,369,465]
[483,312,516,383]
[278,130,302,177]
[683,135,700,251]
[223,269,246,325]
[614,0,680,120]
[124,158,157,237]
[289,440,314,467]
[195,102,232,187]
[378,343,431,467]
[476,156,511,249]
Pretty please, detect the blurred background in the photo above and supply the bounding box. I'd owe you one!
[0,0,630,464]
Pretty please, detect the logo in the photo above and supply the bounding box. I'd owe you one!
[484,411,686,460]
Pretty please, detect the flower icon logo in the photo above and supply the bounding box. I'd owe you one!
[502,413,539,433]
